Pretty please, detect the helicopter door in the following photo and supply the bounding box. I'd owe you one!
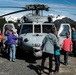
[2,23,18,47]
[3,24,14,44]
[58,23,71,45]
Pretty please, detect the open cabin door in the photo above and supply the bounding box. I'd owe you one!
[58,23,71,45]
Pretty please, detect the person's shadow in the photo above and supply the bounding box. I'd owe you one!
[27,64,49,75]
[27,64,41,75]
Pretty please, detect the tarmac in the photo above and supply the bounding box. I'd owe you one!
[38,54,76,75]
[0,51,76,75]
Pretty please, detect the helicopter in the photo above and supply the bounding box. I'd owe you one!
[0,4,74,57]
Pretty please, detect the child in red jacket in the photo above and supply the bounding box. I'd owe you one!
[61,32,73,65]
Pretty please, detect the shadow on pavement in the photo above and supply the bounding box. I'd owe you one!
[16,48,37,63]
[27,64,41,75]
[1,48,37,63]
[27,64,51,75]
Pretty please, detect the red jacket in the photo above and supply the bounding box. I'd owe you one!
[0,34,2,42]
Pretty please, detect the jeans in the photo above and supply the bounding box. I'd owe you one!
[41,52,53,73]
[55,55,60,72]
[10,44,16,61]
[72,41,76,56]
[64,51,69,64]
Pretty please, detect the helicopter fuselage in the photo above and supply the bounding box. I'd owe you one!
[18,15,71,57]
[18,15,55,57]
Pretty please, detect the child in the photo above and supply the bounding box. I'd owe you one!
[61,32,73,65]
[52,28,60,73]
[54,37,60,73]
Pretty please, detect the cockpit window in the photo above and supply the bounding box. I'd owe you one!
[42,25,52,33]
[60,25,69,36]
[21,25,32,34]
[34,25,41,33]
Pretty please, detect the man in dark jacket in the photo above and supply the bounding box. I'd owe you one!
[71,26,76,56]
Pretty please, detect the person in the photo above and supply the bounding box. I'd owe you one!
[3,27,13,53]
[53,30,60,73]
[71,26,76,57]
[40,27,60,75]
[61,32,73,65]
[7,30,18,62]
[54,46,60,73]
[0,30,2,55]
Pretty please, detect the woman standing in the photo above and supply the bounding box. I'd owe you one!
[7,30,18,62]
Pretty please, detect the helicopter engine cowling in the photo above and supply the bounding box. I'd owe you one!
[48,16,52,23]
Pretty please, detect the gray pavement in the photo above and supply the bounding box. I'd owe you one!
[0,50,76,75]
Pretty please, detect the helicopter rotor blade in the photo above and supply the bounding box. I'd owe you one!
[0,9,27,17]
[71,14,76,15]
[50,9,76,16]
[0,4,50,17]
[0,4,76,9]
[0,4,76,18]
[0,6,25,9]
[49,5,76,9]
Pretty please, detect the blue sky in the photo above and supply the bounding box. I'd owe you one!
[0,0,76,21]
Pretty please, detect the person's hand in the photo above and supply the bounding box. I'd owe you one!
[60,47,62,50]
[3,44,5,48]
[70,48,72,51]
[13,33,16,36]
[70,45,73,52]
[60,45,63,50]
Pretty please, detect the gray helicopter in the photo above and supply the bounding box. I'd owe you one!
[18,4,55,57]
[0,4,73,57]
[17,4,71,57]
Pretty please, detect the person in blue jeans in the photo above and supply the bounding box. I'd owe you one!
[54,46,60,73]
[7,30,18,62]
